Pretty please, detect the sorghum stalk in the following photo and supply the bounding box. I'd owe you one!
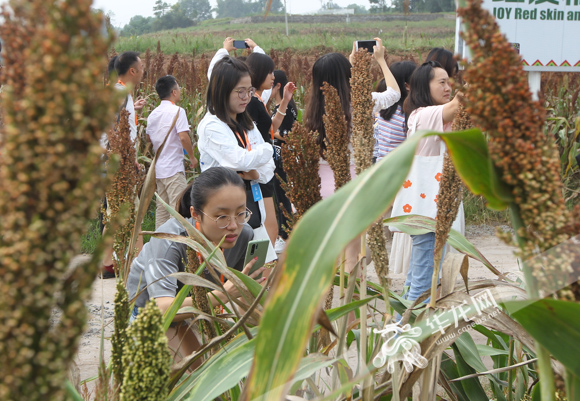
[350,49,384,399]
[105,109,143,281]
[429,103,468,308]
[120,300,172,401]
[320,81,352,347]
[350,49,391,312]
[0,0,116,398]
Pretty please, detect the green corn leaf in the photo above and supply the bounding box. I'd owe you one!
[504,299,580,378]
[245,128,506,400]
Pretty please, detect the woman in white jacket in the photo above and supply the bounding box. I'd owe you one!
[197,55,276,258]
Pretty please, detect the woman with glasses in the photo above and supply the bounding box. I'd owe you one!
[391,60,464,302]
[127,167,265,363]
[245,51,296,252]
[197,54,275,239]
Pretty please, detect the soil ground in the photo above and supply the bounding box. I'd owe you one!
[74,224,519,395]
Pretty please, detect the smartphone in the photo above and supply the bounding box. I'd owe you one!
[233,40,249,49]
[356,40,377,53]
[244,239,270,274]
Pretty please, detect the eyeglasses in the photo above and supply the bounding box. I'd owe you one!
[199,208,252,229]
[234,87,256,99]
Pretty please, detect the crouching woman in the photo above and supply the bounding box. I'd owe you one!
[126,167,265,362]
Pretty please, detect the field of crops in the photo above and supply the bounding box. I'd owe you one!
[116,15,456,55]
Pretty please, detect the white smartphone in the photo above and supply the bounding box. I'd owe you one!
[356,40,377,53]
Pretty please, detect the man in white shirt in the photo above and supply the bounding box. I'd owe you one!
[114,51,146,143]
[147,75,198,229]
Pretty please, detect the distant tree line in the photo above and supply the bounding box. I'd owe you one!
[120,0,285,36]
[369,0,455,13]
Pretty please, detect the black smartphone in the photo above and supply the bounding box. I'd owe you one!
[356,40,377,53]
[233,40,249,49]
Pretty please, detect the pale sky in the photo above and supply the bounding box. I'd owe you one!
[92,0,373,27]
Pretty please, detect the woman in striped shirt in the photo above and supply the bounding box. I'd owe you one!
[373,60,417,162]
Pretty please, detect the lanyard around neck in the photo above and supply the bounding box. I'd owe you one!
[234,129,251,151]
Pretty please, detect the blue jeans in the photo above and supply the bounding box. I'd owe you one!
[404,232,445,302]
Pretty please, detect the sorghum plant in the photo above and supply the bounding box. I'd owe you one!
[430,103,469,305]
[120,300,172,401]
[0,0,116,398]
[105,109,143,280]
[322,82,350,191]
[350,50,390,293]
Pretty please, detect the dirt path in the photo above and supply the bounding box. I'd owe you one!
[74,225,519,392]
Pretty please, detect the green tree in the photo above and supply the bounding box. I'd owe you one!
[368,0,388,13]
[153,0,170,17]
[347,3,368,13]
[178,0,212,21]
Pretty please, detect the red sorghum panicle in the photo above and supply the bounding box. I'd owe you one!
[0,0,116,398]
[280,122,322,229]
[458,0,575,296]
[322,82,350,191]
[433,103,469,268]
[105,110,143,280]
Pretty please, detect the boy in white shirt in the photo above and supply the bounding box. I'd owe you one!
[147,75,198,229]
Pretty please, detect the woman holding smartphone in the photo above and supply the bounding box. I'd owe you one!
[391,60,464,302]
[127,167,266,362]
[304,38,400,273]
[198,55,276,258]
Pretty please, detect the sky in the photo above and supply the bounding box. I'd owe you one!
[92,0,374,27]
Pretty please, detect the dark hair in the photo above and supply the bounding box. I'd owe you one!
[246,52,275,89]
[403,60,444,127]
[304,53,352,156]
[177,183,194,218]
[206,56,254,135]
[273,70,296,111]
[375,61,417,121]
[115,51,140,76]
[426,48,458,79]
[190,167,245,216]
[155,75,178,100]
[108,55,118,77]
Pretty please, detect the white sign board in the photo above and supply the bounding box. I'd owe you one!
[455,0,580,72]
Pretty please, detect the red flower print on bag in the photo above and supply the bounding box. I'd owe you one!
[403,204,412,213]
[434,195,438,203]
[435,173,442,182]
[403,180,412,188]
[420,193,426,199]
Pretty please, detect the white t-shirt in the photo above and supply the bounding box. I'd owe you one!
[146,100,190,179]
[114,82,138,143]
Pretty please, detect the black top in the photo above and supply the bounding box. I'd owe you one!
[272,102,298,146]
[246,96,273,144]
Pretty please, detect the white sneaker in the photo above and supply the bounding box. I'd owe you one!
[274,237,286,254]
